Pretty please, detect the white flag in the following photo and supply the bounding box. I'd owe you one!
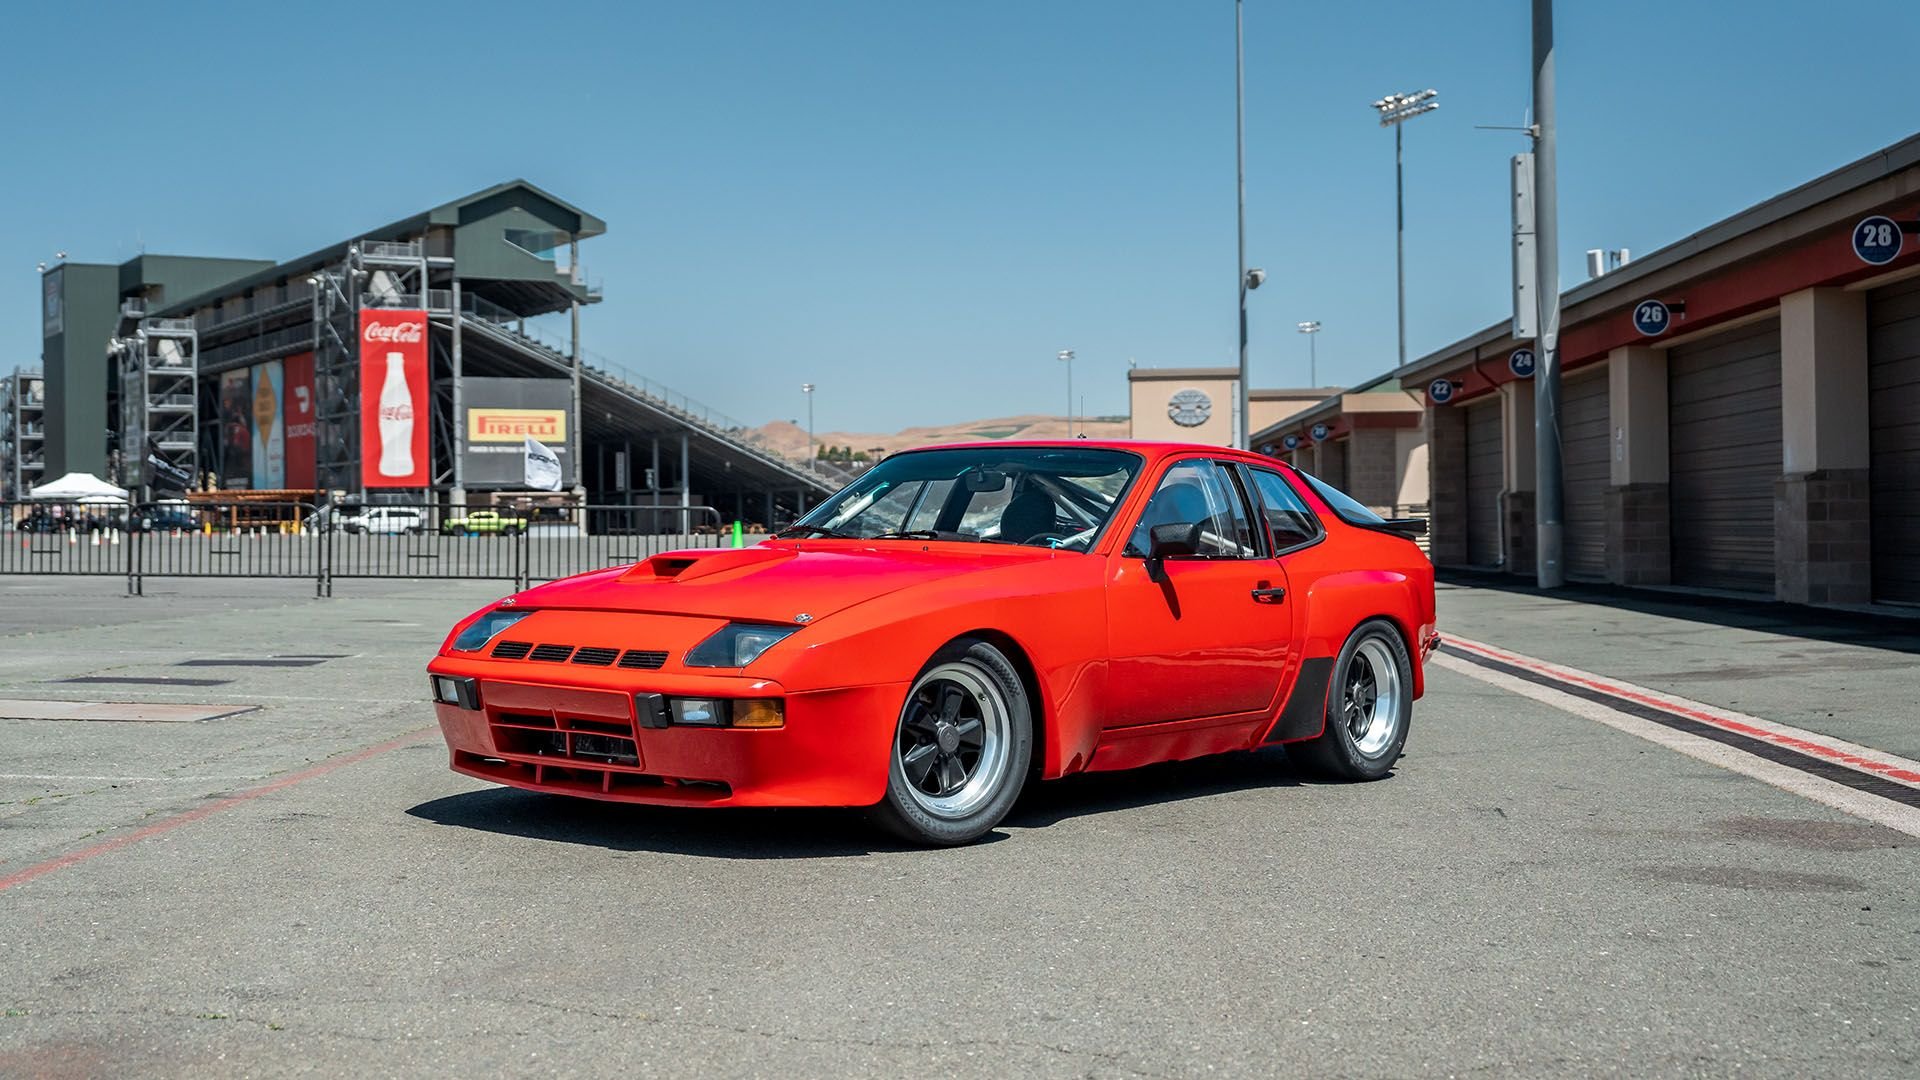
[523,436,563,492]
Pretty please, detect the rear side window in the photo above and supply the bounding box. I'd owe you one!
[1298,471,1390,527]
[1249,468,1324,551]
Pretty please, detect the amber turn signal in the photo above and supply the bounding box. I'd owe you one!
[730,699,785,729]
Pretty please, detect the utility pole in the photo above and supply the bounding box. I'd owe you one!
[1532,0,1564,588]
[1296,321,1321,386]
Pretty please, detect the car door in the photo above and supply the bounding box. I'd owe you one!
[1103,457,1292,728]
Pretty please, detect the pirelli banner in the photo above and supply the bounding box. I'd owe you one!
[459,377,575,489]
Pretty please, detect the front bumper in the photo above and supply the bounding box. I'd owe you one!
[427,655,906,808]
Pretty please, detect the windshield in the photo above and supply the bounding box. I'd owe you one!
[782,447,1142,551]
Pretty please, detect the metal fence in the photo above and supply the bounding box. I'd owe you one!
[0,501,730,596]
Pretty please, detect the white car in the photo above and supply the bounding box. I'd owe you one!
[344,506,425,535]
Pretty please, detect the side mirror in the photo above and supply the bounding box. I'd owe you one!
[1146,521,1201,580]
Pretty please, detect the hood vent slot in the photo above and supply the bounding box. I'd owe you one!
[652,558,698,578]
[617,650,668,670]
[529,643,576,663]
[491,641,533,660]
[571,647,620,667]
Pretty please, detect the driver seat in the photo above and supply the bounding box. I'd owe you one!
[998,484,1056,544]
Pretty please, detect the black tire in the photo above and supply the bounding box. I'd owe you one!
[870,637,1033,846]
[1289,619,1413,782]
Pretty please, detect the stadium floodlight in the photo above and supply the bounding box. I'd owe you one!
[1296,321,1322,386]
[1371,87,1439,367]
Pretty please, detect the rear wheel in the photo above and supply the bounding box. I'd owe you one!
[1289,619,1412,781]
[870,638,1032,846]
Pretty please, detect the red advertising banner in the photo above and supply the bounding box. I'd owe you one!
[358,310,430,488]
[283,351,316,490]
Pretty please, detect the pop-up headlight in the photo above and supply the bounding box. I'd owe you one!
[684,623,801,668]
[451,609,532,652]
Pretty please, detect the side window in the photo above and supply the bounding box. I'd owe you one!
[1124,459,1259,558]
[1250,468,1324,551]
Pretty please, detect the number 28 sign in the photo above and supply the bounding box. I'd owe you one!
[1854,215,1904,266]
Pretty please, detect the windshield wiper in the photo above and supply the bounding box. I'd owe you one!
[773,524,861,540]
[869,529,977,542]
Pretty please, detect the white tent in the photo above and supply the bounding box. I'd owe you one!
[28,472,130,503]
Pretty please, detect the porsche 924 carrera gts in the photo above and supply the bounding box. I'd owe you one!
[428,441,1438,845]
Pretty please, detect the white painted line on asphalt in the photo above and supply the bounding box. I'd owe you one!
[0,773,270,783]
[1430,652,1920,839]
[1445,634,1920,790]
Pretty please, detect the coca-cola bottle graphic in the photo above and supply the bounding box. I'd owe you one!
[377,351,415,477]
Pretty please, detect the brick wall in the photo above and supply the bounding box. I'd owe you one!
[1504,490,1535,576]
[1605,483,1672,585]
[1775,468,1871,605]
[1347,429,1399,512]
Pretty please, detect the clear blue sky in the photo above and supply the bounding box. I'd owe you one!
[4,1,1916,434]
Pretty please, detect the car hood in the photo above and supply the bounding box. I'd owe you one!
[517,542,1053,624]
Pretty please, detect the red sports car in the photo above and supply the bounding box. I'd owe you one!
[428,441,1437,845]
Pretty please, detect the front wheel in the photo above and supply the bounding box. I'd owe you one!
[870,638,1033,846]
[1288,619,1413,781]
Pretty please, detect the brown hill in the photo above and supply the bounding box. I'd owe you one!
[746,414,1131,461]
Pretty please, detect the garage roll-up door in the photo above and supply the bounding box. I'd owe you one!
[1668,317,1781,593]
[1560,366,1610,579]
[1869,277,1920,604]
[1465,398,1502,568]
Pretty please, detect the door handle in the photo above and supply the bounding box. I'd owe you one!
[1251,585,1286,603]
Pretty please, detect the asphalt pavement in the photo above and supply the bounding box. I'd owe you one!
[0,575,1915,1077]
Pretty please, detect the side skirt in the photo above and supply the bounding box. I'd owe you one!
[1264,657,1334,744]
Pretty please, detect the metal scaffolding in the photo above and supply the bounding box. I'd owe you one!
[110,305,200,498]
[1,368,46,500]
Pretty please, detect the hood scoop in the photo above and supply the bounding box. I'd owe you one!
[622,545,796,584]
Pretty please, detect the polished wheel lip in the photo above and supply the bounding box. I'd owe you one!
[1343,636,1403,759]
[897,661,1011,819]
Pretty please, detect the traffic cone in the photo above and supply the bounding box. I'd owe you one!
[67,529,76,546]
[110,530,120,546]
[91,531,100,547]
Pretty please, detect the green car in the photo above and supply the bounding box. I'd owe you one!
[440,509,528,536]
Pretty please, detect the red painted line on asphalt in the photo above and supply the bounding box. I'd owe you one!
[0,727,435,895]
[1444,636,1920,786]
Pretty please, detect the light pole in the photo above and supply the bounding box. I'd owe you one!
[1531,0,1563,588]
[800,383,816,470]
[1234,0,1251,448]
[1056,350,1074,437]
[1371,87,1438,367]
[1296,321,1321,386]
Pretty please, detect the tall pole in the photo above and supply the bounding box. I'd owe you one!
[1395,122,1406,367]
[1532,0,1564,588]
[1234,0,1251,449]
[1309,331,1317,385]
[801,383,815,470]
[1056,350,1075,437]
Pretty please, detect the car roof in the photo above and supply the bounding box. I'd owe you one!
[886,439,1285,467]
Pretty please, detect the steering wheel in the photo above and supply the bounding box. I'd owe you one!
[1029,525,1098,550]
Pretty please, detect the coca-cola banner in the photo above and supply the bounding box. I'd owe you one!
[283,352,316,490]
[358,310,429,488]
